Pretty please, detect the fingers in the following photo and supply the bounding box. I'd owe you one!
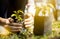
[10,29,21,32]
[10,26,22,32]
[24,13,34,34]
[24,13,34,28]
[5,19,10,24]
[0,17,14,25]
[9,23,22,26]
[8,18,14,23]
[4,25,23,32]
[0,17,10,24]
[25,19,33,25]
[9,26,22,29]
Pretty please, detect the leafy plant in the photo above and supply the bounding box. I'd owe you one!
[11,10,23,22]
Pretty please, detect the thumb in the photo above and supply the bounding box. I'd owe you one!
[8,18,14,23]
[5,19,10,24]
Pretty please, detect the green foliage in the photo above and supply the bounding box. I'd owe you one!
[11,10,23,22]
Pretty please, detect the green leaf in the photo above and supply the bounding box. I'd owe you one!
[17,10,23,14]
[18,17,23,21]
[15,16,18,19]
[11,10,23,22]
[20,18,23,21]
[11,14,16,17]
[13,11,17,13]
[17,10,20,13]
[19,10,23,13]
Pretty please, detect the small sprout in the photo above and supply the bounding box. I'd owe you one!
[13,11,17,13]
[11,14,16,17]
[11,10,23,22]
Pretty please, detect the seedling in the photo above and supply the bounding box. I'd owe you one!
[11,10,23,22]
